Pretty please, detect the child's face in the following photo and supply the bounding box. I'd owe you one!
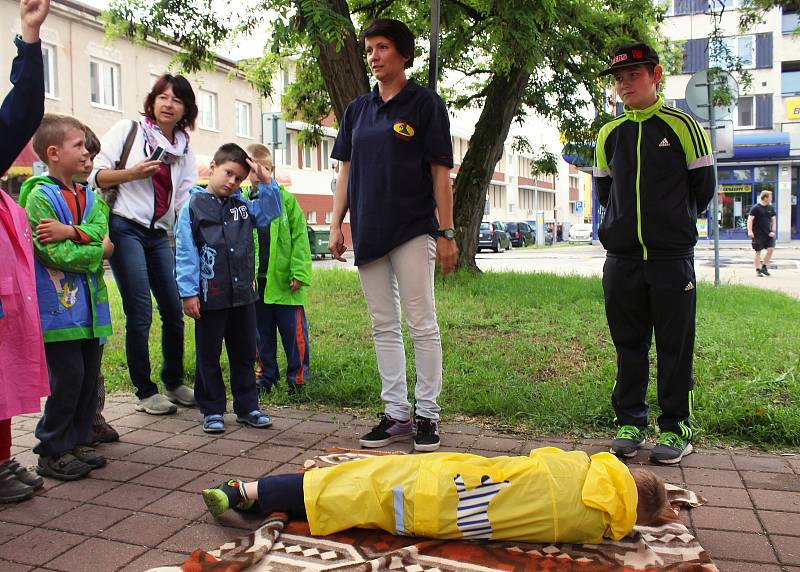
[82,153,97,179]
[50,128,89,180]
[208,160,248,198]
[248,157,273,184]
[613,64,662,110]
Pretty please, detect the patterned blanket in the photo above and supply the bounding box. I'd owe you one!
[148,449,718,572]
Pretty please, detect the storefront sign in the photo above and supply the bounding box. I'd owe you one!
[696,218,708,238]
[720,184,751,194]
[787,97,800,120]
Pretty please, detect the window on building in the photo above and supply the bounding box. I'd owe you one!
[306,211,316,224]
[783,9,800,34]
[782,62,800,96]
[670,0,707,16]
[282,66,291,89]
[736,95,754,128]
[302,146,313,169]
[235,100,251,137]
[710,35,755,69]
[89,59,120,109]
[322,139,330,170]
[284,132,293,166]
[325,211,332,223]
[488,184,504,209]
[42,43,57,98]
[198,90,218,130]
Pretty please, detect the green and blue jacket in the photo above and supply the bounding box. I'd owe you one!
[20,176,111,343]
[594,96,715,260]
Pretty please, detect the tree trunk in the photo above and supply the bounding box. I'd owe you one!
[302,0,371,122]
[453,64,531,271]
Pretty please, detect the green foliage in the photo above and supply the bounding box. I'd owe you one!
[740,0,799,32]
[282,54,332,147]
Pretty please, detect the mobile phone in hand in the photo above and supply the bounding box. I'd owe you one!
[149,146,166,162]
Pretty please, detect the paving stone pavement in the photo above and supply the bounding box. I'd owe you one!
[1,395,799,571]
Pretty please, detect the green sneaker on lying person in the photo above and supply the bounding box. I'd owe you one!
[202,479,256,517]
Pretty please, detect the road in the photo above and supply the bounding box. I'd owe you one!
[314,241,800,299]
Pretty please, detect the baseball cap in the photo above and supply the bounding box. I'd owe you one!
[599,43,659,77]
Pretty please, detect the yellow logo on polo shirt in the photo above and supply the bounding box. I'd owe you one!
[393,121,415,139]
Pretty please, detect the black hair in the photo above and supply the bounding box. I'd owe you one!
[359,19,415,69]
[213,143,251,175]
[144,74,198,131]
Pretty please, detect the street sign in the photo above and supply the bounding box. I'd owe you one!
[575,200,583,213]
[262,113,287,148]
[685,69,738,121]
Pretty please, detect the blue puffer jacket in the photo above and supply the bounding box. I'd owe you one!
[174,184,282,311]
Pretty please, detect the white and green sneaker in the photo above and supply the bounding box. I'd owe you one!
[650,431,693,465]
[610,425,646,458]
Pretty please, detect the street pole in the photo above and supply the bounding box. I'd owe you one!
[429,0,440,90]
[705,77,721,287]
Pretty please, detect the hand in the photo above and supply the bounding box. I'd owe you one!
[329,226,347,262]
[246,158,273,183]
[436,236,458,276]
[128,160,161,181]
[102,235,114,259]
[20,0,50,43]
[182,296,201,320]
[289,279,301,292]
[36,218,75,244]
[769,231,775,238]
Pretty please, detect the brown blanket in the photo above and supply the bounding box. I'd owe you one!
[149,449,718,572]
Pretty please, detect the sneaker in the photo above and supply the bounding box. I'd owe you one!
[359,413,413,448]
[37,452,92,481]
[1,458,43,490]
[90,420,120,444]
[0,463,34,503]
[761,264,771,276]
[135,393,178,415]
[72,445,107,469]
[610,425,647,458]
[650,431,693,465]
[202,479,256,517]
[414,417,441,452]
[756,268,763,277]
[165,384,196,407]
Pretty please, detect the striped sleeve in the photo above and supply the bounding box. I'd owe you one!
[659,106,713,170]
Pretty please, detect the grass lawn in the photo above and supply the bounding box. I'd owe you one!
[103,268,800,449]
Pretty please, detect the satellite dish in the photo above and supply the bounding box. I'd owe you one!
[685,70,738,121]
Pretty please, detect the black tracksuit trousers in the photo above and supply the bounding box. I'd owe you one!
[602,256,697,439]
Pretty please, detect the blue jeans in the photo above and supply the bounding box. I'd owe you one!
[108,214,184,399]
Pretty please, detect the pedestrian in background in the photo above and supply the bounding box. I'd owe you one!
[747,190,776,277]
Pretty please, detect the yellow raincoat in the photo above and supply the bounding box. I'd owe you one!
[303,447,637,544]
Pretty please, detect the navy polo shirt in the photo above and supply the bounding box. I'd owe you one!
[331,79,453,266]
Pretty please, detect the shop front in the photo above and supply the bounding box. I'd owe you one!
[711,165,778,240]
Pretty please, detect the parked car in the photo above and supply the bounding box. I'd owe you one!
[477,221,511,253]
[568,223,593,243]
[504,221,534,247]
[523,221,553,245]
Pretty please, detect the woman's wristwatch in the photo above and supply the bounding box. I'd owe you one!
[436,228,456,239]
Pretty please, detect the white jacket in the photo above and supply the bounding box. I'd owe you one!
[90,118,197,231]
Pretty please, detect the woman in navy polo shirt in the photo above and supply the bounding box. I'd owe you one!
[329,19,457,452]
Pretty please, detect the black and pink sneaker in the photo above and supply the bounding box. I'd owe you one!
[359,413,413,448]
[414,417,440,452]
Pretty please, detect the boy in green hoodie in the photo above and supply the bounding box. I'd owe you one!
[245,144,312,396]
[21,114,113,480]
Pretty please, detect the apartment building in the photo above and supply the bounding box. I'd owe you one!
[1,0,341,237]
[662,0,800,241]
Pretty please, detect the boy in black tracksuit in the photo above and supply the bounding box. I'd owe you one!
[593,44,715,464]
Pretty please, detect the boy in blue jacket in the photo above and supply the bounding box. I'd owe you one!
[174,143,282,434]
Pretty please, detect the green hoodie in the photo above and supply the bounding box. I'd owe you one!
[246,183,312,306]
